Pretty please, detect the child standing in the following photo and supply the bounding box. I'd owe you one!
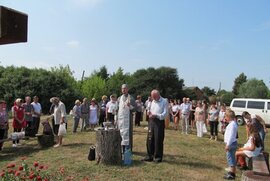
[224,109,238,180]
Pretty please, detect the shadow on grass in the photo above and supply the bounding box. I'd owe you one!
[164,153,222,170]
[62,142,92,148]
[0,144,48,162]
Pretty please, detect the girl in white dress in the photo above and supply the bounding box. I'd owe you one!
[235,124,263,170]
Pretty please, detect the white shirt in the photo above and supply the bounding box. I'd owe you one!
[148,97,168,120]
[53,101,67,125]
[224,120,238,147]
[106,101,118,114]
[31,102,42,118]
[179,103,191,114]
[172,105,179,112]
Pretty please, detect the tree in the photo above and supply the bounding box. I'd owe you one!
[201,86,216,97]
[81,75,107,101]
[217,90,235,106]
[129,67,184,100]
[92,65,109,81]
[106,67,131,97]
[232,73,247,95]
[238,78,270,99]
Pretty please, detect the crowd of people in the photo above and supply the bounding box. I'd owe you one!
[0,85,268,180]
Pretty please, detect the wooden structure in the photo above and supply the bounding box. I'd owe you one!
[241,152,270,181]
[95,128,122,165]
[242,171,270,181]
[0,6,28,45]
[36,134,54,148]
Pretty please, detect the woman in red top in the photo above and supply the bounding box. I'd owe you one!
[12,98,26,147]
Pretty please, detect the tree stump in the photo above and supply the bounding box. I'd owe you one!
[95,128,122,165]
[242,171,270,181]
[36,134,54,148]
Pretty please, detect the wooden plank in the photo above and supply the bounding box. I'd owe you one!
[253,152,270,176]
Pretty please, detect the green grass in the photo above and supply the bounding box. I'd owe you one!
[1,117,269,181]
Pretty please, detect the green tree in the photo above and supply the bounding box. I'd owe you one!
[232,73,247,95]
[201,86,216,97]
[217,90,235,106]
[238,78,270,98]
[106,67,131,96]
[81,75,107,101]
[129,67,184,100]
[92,65,109,81]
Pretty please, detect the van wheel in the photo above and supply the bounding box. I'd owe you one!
[236,116,244,125]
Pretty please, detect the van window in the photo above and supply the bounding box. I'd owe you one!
[247,101,264,110]
[232,100,246,108]
[268,102,270,110]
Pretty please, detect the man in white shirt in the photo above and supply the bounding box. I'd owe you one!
[142,89,168,163]
[31,96,42,135]
[224,109,238,180]
[179,97,191,134]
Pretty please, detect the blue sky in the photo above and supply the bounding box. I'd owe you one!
[1,0,270,91]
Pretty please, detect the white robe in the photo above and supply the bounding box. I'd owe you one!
[117,95,131,146]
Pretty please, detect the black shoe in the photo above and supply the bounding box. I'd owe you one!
[141,156,153,162]
[223,172,235,180]
[239,166,249,170]
[154,158,162,163]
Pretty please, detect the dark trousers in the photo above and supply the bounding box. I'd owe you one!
[73,117,80,133]
[99,111,106,127]
[107,113,115,125]
[135,112,142,126]
[146,118,165,160]
[0,129,5,149]
[209,121,218,136]
[33,117,40,135]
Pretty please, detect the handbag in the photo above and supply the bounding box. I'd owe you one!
[203,123,208,133]
[58,123,67,136]
[88,146,96,161]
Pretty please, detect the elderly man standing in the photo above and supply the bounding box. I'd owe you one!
[50,97,67,148]
[80,98,89,131]
[142,89,168,163]
[179,97,191,135]
[117,84,136,152]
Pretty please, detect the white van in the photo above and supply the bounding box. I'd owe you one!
[230,98,270,127]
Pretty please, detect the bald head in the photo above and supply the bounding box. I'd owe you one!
[151,89,160,101]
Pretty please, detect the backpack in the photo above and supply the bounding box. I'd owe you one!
[42,121,53,135]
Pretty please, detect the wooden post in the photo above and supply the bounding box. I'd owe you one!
[95,129,122,165]
[242,171,270,181]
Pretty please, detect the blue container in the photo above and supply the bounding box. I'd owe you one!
[123,148,132,166]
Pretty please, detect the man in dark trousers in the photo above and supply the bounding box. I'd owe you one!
[142,89,168,163]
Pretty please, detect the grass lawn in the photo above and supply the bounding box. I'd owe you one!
[0,117,269,181]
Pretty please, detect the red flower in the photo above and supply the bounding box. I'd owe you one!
[18,166,24,171]
[7,163,16,168]
[37,175,42,181]
[29,173,36,179]
[39,165,44,169]
[8,169,13,173]
[43,179,49,181]
[33,161,39,167]
[15,171,20,176]
[0,172,5,177]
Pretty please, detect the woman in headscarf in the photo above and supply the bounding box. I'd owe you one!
[12,98,26,147]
